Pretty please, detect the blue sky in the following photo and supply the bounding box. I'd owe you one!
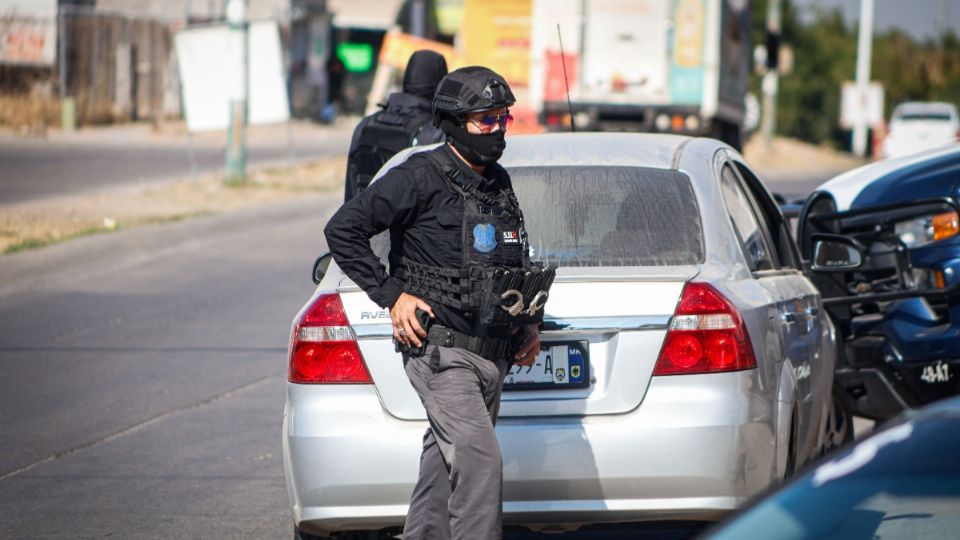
[792,0,959,40]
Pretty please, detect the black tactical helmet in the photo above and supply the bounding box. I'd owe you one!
[433,66,516,126]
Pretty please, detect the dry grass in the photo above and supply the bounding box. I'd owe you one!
[0,94,59,135]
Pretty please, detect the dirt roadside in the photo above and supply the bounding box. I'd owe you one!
[0,157,346,254]
[0,132,866,255]
[742,135,866,181]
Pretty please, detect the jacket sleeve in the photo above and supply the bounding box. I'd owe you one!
[324,168,420,308]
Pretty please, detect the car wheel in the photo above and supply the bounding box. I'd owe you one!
[822,382,855,453]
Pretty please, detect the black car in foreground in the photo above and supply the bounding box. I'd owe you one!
[698,395,960,540]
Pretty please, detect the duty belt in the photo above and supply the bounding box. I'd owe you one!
[426,325,522,362]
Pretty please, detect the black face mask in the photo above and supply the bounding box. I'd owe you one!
[440,118,506,166]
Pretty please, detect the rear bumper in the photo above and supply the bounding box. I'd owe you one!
[539,102,709,134]
[283,371,777,536]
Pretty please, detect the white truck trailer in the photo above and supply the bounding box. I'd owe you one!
[529,0,750,149]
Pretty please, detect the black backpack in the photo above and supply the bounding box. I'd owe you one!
[353,107,434,192]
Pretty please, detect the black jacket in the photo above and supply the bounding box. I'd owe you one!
[325,144,520,335]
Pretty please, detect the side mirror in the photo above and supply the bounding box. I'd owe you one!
[312,253,333,284]
[810,234,863,272]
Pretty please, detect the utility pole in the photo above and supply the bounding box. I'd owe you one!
[58,4,76,131]
[852,0,874,157]
[760,0,781,148]
[936,0,948,42]
[225,0,248,182]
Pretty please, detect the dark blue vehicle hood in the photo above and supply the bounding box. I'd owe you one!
[849,150,960,209]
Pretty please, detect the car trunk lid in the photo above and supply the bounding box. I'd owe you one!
[340,267,697,420]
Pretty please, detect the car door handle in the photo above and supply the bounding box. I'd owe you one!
[781,312,798,323]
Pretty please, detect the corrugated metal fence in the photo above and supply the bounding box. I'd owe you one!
[0,4,179,127]
[58,4,179,124]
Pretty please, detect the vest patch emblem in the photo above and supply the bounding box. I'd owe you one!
[502,230,520,244]
[473,223,497,253]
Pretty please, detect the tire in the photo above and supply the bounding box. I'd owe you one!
[821,382,855,454]
[709,120,743,151]
[723,122,743,152]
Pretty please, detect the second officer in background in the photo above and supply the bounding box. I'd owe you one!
[343,49,448,201]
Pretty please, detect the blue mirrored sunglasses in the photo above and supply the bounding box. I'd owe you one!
[467,113,514,132]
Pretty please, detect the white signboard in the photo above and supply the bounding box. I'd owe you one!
[840,81,884,129]
[0,0,57,66]
[175,20,290,133]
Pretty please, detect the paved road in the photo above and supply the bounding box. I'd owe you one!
[0,120,353,204]
[0,194,340,538]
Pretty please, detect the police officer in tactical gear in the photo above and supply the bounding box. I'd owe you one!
[343,50,448,202]
[324,66,555,540]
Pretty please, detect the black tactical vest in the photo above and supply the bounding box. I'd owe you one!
[395,150,554,337]
[353,107,434,193]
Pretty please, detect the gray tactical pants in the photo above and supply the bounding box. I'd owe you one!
[402,344,512,540]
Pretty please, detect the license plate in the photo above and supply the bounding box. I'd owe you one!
[504,341,589,390]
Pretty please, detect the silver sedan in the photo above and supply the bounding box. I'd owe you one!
[283,133,842,538]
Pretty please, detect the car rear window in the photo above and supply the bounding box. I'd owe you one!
[508,166,704,267]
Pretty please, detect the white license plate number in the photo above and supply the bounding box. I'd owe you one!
[504,342,589,390]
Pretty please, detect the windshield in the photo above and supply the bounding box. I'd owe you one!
[509,166,704,267]
[704,416,960,540]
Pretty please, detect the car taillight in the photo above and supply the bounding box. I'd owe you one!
[653,283,757,375]
[288,293,372,384]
